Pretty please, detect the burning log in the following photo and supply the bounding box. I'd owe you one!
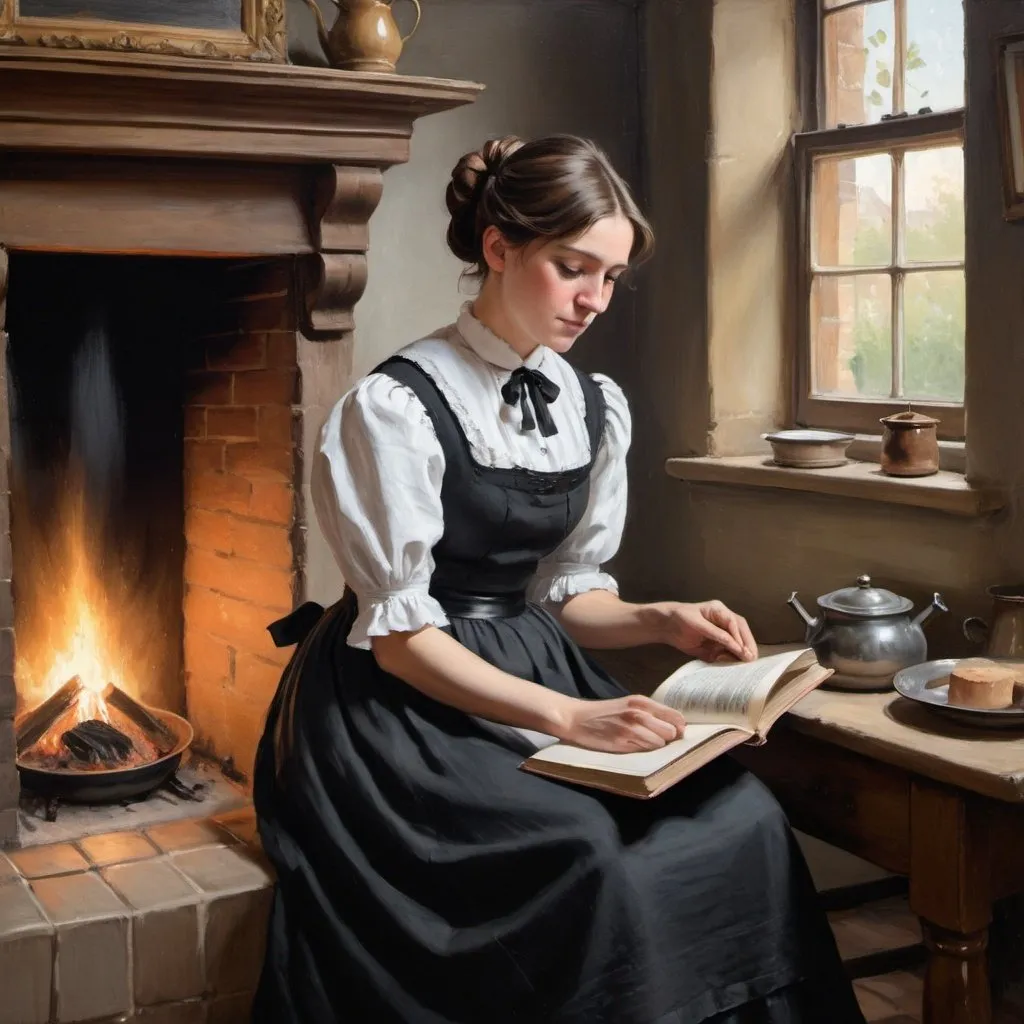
[17,676,179,768]
[61,720,134,766]
[101,683,177,755]
[15,676,85,753]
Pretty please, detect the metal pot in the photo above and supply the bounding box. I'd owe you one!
[962,584,1024,658]
[787,575,948,691]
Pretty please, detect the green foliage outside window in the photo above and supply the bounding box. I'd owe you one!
[847,185,965,401]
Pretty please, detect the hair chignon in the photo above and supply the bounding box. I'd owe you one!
[444,134,653,278]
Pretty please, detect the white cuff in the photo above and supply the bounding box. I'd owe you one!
[527,565,620,607]
[348,588,450,650]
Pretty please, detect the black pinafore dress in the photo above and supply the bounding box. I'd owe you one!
[251,358,864,1024]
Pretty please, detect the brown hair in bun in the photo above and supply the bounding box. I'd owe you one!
[445,134,653,279]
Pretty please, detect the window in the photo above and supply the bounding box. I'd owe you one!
[796,0,965,439]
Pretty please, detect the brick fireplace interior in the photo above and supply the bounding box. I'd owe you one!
[6,251,300,788]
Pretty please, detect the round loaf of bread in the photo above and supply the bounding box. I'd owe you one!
[947,658,1015,709]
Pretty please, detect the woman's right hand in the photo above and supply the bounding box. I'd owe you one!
[557,695,686,753]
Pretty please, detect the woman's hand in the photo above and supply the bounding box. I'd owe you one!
[654,600,758,662]
[558,695,687,753]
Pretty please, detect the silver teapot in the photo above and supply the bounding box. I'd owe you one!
[787,575,948,691]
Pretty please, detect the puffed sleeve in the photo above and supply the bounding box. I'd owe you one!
[311,373,449,649]
[527,374,631,606]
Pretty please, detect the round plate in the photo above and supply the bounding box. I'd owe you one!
[893,659,1024,730]
[763,429,855,444]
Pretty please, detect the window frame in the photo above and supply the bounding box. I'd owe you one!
[794,0,967,441]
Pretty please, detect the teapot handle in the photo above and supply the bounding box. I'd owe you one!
[963,616,989,645]
[390,0,422,42]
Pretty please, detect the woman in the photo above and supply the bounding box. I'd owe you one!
[252,135,865,1024]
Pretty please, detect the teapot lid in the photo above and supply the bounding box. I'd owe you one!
[818,575,913,617]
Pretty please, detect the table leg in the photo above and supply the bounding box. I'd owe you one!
[910,780,992,1024]
[920,922,990,1024]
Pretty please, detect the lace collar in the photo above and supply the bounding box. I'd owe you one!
[455,302,549,373]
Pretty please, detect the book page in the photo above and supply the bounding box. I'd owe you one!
[524,722,740,778]
[650,648,815,729]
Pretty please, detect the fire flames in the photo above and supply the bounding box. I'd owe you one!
[9,325,184,775]
[14,473,172,764]
[19,488,135,711]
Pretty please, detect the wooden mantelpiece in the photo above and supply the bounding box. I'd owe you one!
[0,50,481,162]
[0,49,483,333]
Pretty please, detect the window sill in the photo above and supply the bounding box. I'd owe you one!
[664,455,1005,518]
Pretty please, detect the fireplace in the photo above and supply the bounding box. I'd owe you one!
[5,252,303,820]
[0,49,480,847]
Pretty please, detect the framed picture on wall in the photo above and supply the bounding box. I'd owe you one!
[998,32,1024,221]
[0,0,286,63]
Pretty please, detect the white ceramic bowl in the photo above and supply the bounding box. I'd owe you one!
[762,429,855,469]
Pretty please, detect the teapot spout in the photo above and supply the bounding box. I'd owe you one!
[787,592,819,631]
[913,592,949,628]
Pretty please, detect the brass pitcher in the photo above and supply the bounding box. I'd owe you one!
[302,0,421,73]
[963,584,1024,658]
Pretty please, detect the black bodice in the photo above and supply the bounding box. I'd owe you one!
[374,357,606,609]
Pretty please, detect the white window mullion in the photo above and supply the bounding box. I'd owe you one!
[894,0,907,115]
[891,149,904,398]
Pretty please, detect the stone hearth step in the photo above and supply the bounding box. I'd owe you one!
[0,804,269,1024]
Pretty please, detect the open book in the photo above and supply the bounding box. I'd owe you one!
[519,647,831,799]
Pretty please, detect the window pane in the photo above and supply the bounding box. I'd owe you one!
[905,0,965,114]
[824,2,895,127]
[812,274,892,397]
[904,145,964,262]
[903,270,965,402]
[813,153,892,267]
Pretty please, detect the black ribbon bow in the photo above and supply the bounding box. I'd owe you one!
[500,366,561,437]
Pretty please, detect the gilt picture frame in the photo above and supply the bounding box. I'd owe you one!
[997,32,1024,221]
[0,0,286,63]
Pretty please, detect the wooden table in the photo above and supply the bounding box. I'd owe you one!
[731,687,1024,1024]
[593,645,1024,1024]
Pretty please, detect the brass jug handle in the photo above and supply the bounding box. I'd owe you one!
[390,0,422,43]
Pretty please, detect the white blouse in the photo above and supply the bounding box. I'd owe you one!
[312,304,632,649]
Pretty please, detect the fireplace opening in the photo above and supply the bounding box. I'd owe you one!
[7,253,192,724]
[1,251,301,843]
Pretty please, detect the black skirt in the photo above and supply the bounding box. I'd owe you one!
[251,597,865,1024]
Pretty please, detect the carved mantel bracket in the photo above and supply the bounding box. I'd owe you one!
[302,165,385,337]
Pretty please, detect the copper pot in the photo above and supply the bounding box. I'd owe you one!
[880,410,940,477]
[963,584,1024,658]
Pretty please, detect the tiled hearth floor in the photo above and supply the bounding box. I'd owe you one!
[0,825,1017,1024]
[0,806,270,1024]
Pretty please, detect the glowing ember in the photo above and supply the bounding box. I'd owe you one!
[19,700,161,771]
[16,675,173,771]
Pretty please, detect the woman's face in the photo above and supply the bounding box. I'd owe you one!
[481,213,635,356]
